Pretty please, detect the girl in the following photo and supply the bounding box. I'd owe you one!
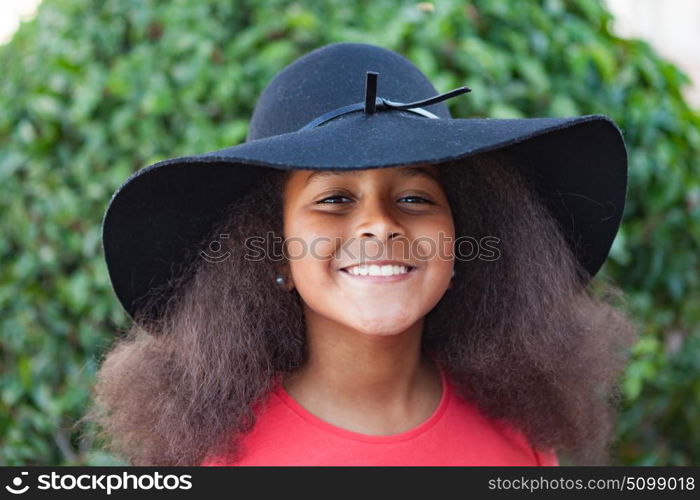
[83,42,638,466]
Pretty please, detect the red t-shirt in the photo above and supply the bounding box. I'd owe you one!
[202,366,559,466]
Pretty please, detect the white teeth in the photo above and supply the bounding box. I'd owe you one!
[345,264,411,276]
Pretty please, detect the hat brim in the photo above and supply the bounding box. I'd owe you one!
[102,112,627,323]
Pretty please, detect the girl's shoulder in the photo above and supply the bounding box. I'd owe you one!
[202,370,559,466]
[444,374,559,466]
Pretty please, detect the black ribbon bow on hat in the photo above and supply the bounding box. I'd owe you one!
[299,71,471,131]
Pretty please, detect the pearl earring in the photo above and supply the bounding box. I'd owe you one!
[275,274,287,287]
[451,269,456,279]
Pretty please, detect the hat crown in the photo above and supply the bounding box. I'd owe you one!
[246,42,452,142]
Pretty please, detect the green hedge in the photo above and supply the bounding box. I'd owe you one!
[1,0,698,465]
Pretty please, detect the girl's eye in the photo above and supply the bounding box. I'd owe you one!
[399,196,433,204]
[317,195,352,204]
[316,195,434,204]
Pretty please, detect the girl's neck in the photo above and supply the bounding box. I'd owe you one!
[280,315,442,435]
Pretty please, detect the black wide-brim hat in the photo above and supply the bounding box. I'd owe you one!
[102,42,628,325]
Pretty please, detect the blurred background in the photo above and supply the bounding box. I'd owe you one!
[1,0,698,465]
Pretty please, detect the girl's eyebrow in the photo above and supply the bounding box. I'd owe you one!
[304,166,439,186]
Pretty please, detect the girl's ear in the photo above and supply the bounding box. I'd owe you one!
[275,264,295,292]
[285,271,295,292]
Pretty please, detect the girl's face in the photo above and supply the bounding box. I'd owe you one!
[282,165,455,337]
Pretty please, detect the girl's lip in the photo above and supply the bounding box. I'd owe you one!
[338,266,417,283]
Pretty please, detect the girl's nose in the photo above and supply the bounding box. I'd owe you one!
[353,196,406,243]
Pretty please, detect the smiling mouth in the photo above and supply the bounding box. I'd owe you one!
[339,264,417,277]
